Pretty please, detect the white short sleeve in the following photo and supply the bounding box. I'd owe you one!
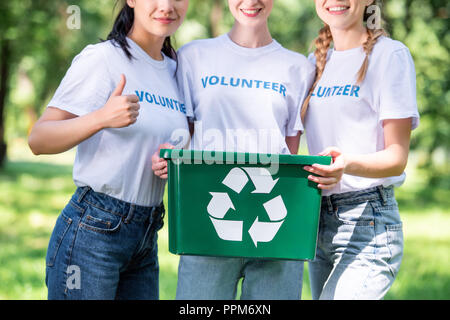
[289,63,316,136]
[47,44,113,116]
[379,48,420,130]
[176,52,195,121]
[307,52,316,64]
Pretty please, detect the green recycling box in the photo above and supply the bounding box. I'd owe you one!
[160,149,332,261]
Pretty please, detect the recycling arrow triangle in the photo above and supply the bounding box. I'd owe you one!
[206,167,287,247]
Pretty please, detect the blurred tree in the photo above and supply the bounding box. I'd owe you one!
[210,0,225,37]
[0,1,12,166]
[384,0,449,187]
[0,0,109,167]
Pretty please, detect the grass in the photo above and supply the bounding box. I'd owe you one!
[0,139,449,300]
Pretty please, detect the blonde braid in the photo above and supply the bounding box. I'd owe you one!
[301,5,388,120]
[301,24,332,121]
[356,28,387,84]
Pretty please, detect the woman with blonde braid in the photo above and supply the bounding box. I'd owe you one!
[302,0,420,299]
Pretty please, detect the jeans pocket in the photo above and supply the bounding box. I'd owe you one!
[386,223,404,277]
[79,203,122,234]
[334,201,375,227]
[46,212,73,267]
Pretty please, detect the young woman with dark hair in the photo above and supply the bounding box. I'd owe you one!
[28,0,189,300]
[106,1,177,60]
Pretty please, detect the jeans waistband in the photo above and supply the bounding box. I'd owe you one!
[322,185,394,209]
[72,186,165,224]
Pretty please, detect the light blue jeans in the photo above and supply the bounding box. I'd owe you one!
[176,255,304,300]
[309,185,403,300]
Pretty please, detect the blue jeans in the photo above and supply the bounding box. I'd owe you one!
[45,187,164,300]
[309,185,403,300]
[176,255,304,300]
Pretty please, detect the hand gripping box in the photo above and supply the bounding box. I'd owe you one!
[160,149,331,261]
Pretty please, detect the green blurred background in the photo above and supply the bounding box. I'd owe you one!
[0,0,448,299]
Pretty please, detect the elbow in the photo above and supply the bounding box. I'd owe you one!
[391,160,408,176]
[385,145,409,177]
[28,133,41,155]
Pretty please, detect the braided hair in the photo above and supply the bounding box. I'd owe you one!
[301,3,387,121]
[356,28,387,84]
[301,24,332,121]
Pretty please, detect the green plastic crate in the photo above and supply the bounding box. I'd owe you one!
[161,149,331,261]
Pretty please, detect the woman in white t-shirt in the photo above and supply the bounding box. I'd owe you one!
[28,0,189,300]
[153,0,317,299]
[301,0,420,299]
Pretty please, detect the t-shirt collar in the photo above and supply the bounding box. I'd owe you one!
[330,45,365,59]
[126,37,169,69]
[220,33,281,56]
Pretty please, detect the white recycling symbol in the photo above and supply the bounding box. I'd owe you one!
[206,167,287,247]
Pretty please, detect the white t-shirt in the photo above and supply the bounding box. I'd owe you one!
[305,36,420,196]
[48,38,189,206]
[177,34,315,154]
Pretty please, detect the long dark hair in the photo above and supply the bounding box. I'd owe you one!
[107,1,177,61]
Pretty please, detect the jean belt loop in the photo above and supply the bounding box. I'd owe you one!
[377,185,388,205]
[124,205,135,224]
[76,186,90,203]
[326,196,334,214]
[150,206,157,219]
[159,203,165,220]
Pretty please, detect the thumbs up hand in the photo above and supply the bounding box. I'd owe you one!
[96,74,140,129]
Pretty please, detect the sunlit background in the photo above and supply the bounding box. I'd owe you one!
[0,0,448,299]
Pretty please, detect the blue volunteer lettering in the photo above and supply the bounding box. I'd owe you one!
[311,84,360,98]
[135,90,186,114]
[201,75,287,97]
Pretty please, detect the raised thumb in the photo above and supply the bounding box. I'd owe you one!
[111,74,126,97]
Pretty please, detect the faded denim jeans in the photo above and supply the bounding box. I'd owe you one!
[309,185,403,300]
[45,187,164,300]
[176,255,304,300]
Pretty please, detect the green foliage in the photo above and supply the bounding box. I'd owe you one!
[1,0,111,143]
[385,0,450,188]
